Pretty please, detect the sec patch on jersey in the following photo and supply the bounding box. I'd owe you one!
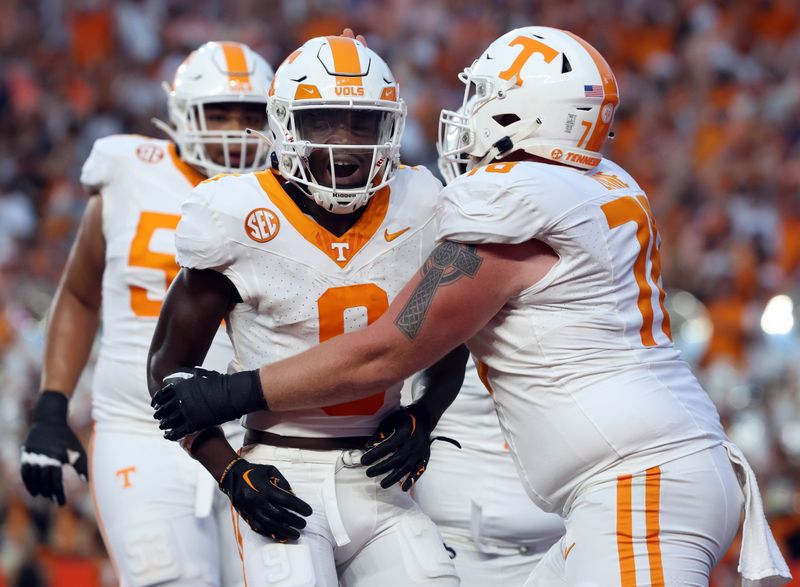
[244,207,281,243]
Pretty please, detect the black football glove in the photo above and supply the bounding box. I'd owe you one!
[151,368,267,441]
[361,404,460,491]
[20,391,88,506]
[220,459,312,542]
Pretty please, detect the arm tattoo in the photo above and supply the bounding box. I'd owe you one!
[394,242,483,340]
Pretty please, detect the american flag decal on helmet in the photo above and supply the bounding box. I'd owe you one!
[584,84,603,97]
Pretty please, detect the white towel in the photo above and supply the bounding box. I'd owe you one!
[723,441,792,586]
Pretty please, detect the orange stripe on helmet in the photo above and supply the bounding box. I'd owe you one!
[563,31,618,153]
[220,42,252,91]
[326,36,363,86]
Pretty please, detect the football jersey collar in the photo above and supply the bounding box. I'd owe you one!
[255,170,390,268]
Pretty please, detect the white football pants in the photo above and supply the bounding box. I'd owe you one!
[89,428,244,587]
[234,443,460,587]
[527,445,743,586]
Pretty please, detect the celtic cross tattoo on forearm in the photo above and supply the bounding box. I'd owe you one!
[394,242,483,341]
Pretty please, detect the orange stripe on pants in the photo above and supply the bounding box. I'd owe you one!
[646,467,665,586]
[617,474,637,586]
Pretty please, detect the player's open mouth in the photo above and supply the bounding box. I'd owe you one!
[317,154,366,188]
[334,162,359,180]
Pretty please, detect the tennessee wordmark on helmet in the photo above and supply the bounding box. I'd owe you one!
[439,26,619,172]
[153,41,274,177]
[268,36,407,214]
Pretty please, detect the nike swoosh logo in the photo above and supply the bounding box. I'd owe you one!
[563,542,576,560]
[302,87,315,93]
[384,227,410,242]
[242,468,259,492]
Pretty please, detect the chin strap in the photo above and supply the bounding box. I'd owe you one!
[474,117,542,167]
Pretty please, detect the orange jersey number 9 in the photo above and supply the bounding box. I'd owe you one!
[128,212,181,318]
[318,283,389,416]
[601,195,672,347]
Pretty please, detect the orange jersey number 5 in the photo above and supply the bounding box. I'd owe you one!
[128,212,181,318]
[601,195,672,347]
[318,284,389,416]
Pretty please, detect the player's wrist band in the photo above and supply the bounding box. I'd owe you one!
[218,457,241,487]
[34,391,70,423]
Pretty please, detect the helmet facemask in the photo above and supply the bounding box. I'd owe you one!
[437,93,475,184]
[270,100,406,214]
[157,90,271,178]
[439,71,542,171]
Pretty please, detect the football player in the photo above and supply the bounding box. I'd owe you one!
[407,128,565,586]
[20,41,273,587]
[152,27,792,586]
[147,36,461,586]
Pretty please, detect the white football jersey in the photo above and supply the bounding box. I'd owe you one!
[176,166,442,437]
[80,135,232,433]
[437,159,727,514]
[412,356,565,549]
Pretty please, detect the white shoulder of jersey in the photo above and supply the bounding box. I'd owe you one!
[174,172,261,273]
[436,159,640,245]
[590,157,643,192]
[80,134,168,191]
[389,164,443,221]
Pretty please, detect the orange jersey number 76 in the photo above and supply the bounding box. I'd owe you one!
[602,195,672,347]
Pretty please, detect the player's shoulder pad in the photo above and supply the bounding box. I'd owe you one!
[389,164,443,214]
[191,170,259,204]
[176,174,247,272]
[91,134,167,159]
[589,158,644,193]
[80,134,168,190]
[437,161,557,245]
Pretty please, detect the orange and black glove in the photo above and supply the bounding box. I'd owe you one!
[361,404,460,491]
[219,458,312,542]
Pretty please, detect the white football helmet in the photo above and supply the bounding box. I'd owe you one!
[268,36,406,214]
[439,26,619,171]
[153,41,274,177]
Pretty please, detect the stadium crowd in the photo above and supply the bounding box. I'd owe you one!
[0,0,799,584]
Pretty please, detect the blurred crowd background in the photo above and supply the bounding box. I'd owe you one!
[1,0,799,585]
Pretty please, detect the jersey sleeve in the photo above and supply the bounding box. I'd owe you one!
[175,181,234,272]
[80,137,117,190]
[436,166,551,244]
